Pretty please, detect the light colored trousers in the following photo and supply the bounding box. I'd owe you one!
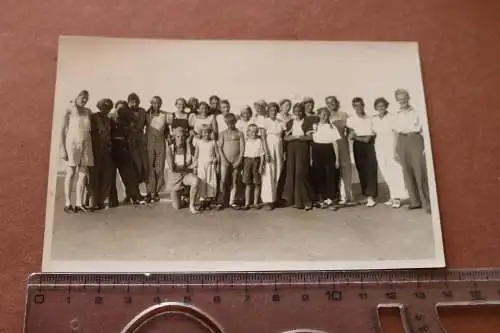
[261,135,283,204]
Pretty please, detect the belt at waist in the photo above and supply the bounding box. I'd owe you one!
[112,137,127,140]
[397,132,422,136]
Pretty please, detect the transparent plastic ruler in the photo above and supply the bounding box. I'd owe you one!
[24,269,500,333]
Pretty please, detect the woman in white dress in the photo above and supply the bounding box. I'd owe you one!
[193,101,218,145]
[260,102,284,210]
[372,97,407,208]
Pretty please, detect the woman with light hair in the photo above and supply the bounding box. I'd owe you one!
[60,90,94,213]
[165,127,200,214]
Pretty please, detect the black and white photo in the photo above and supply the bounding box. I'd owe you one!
[42,37,444,272]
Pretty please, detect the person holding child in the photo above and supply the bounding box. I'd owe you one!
[217,113,245,210]
[282,103,317,210]
[242,124,266,210]
[194,125,220,209]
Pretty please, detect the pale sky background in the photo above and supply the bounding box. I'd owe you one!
[51,37,432,173]
[53,37,427,117]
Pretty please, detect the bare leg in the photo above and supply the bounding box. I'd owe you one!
[64,166,76,207]
[75,166,88,208]
[171,190,181,210]
[189,177,200,213]
[245,185,252,207]
[253,184,261,207]
[230,167,239,205]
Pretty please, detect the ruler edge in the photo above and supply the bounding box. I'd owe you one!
[23,268,500,333]
[25,268,500,286]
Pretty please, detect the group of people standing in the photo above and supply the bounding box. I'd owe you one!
[60,89,431,215]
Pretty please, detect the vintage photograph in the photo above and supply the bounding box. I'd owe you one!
[42,36,444,272]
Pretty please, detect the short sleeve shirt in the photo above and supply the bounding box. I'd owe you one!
[313,123,341,143]
[392,107,422,134]
[346,114,375,136]
[244,138,265,158]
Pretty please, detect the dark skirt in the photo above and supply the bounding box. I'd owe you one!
[283,140,316,208]
[311,142,339,201]
[353,139,378,198]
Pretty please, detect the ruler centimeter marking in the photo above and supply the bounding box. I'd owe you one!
[24,269,500,333]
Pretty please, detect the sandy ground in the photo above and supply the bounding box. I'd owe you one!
[48,175,435,263]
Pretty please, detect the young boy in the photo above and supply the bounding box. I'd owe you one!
[242,124,266,210]
[216,113,245,209]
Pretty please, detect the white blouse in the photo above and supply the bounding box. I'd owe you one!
[215,113,235,133]
[244,138,265,158]
[313,122,341,144]
[263,118,283,136]
[392,107,422,134]
[346,114,375,136]
[236,119,253,137]
[291,119,305,137]
[373,114,395,140]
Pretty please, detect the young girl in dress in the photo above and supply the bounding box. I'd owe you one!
[194,125,220,210]
[193,102,218,145]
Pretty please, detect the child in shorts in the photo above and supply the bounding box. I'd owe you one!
[216,113,244,209]
[242,124,266,210]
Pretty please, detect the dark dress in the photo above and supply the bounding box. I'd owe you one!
[282,117,317,208]
[109,108,142,204]
[89,112,113,206]
[311,124,339,202]
[129,107,149,183]
[171,113,190,132]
